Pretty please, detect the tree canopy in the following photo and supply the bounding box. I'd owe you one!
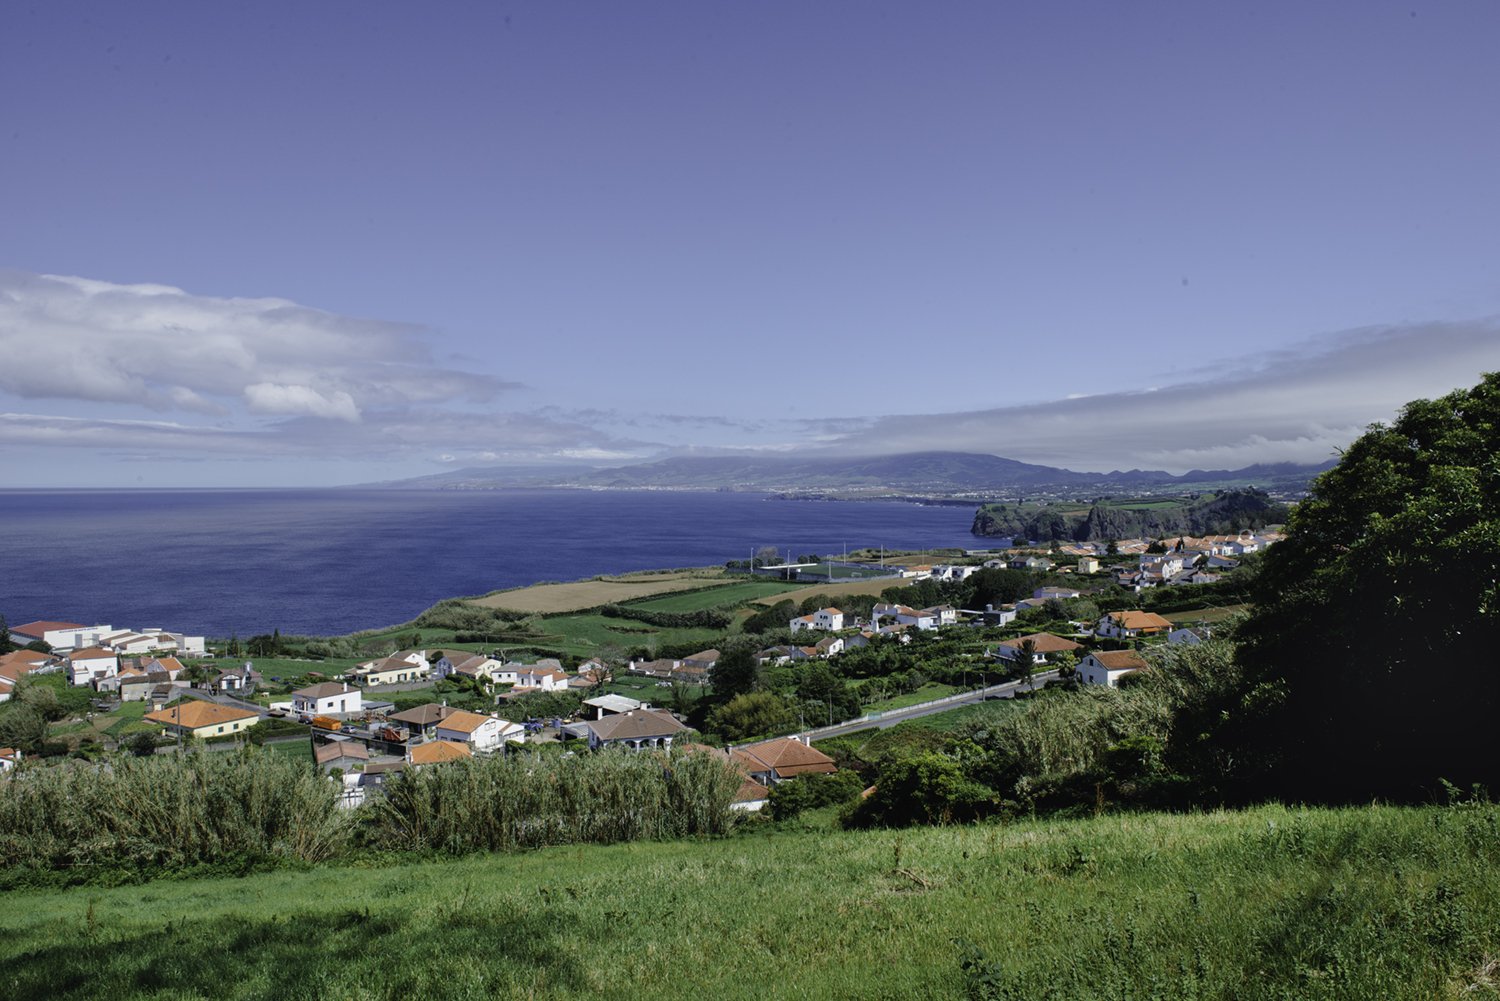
[1231,372,1500,801]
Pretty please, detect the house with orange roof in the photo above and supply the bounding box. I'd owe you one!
[1097,610,1174,639]
[144,701,260,739]
[433,709,525,752]
[0,747,20,773]
[1078,649,1152,687]
[991,632,1082,663]
[0,651,57,702]
[730,736,837,786]
[407,740,472,766]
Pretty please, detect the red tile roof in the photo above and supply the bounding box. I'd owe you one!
[11,620,83,637]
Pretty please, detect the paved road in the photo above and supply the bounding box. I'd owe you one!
[797,670,1059,741]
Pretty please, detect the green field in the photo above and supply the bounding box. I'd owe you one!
[1163,603,1252,624]
[791,563,902,581]
[626,579,803,612]
[3,803,1497,999]
[523,613,725,658]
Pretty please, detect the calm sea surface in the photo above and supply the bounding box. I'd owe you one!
[0,489,985,637]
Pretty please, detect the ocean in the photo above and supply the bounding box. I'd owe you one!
[0,489,987,637]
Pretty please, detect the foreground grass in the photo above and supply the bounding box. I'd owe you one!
[4,803,1499,1000]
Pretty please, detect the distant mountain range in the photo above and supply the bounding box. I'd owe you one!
[373,451,1334,496]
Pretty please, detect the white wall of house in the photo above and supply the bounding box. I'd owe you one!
[293,688,364,715]
[1077,654,1137,687]
[436,717,501,751]
[42,625,112,651]
[68,655,117,686]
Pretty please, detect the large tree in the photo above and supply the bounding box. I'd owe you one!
[1231,373,1500,802]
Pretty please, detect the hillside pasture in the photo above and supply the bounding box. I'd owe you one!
[469,571,731,615]
[3,804,1497,1000]
[1163,603,1251,624]
[524,613,725,658]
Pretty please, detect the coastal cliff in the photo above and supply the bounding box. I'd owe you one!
[971,489,1288,541]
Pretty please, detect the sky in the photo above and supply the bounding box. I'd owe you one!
[4,1,1500,487]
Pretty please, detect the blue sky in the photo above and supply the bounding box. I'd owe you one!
[4,2,1500,486]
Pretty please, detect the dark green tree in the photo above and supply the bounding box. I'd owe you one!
[0,704,47,752]
[1013,639,1038,689]
[706,691,796,741]
[0,613,12,654]
[966,567,1033,609]
[1231,373,1500,802]
[708,642,761,698]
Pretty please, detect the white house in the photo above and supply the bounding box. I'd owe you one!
[432,652,504,683]
[512,666,569,691]
[583,694,644,719]
[929,565,978,582]
[927,605,959,627]
[789,607,845,633]
[1078,649,1152,687]
[0,747,20,772]
[434,710,525,751]
[350,650,431,686]
[1167,626,1212,646]
[1032,587,1082,601]
[871,604,939,631]
[291,682,363,717]
[67,647,119,687]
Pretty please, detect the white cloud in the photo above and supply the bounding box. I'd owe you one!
[0,270,510,414]
[244,383,360,422]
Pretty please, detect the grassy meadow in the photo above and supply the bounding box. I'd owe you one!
[468,570,731,615]
[3,803,1499,1000]
[625,578,803,612]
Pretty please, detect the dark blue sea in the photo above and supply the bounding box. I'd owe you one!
[0,489,985,637]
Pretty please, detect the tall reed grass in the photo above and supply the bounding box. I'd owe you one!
[0,748,348,873]
[371,747,742,853]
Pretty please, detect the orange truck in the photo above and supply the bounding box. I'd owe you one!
[310,715,342,732]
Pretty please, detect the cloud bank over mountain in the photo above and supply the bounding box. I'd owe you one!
[2,269,1498,484]
[811,321,1500,472]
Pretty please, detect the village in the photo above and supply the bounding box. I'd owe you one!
[0,529,1280,815]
